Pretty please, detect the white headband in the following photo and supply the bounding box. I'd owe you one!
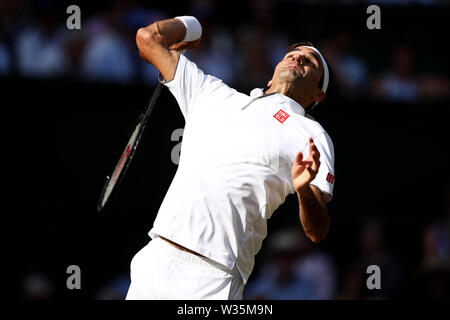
[304,46,329,94]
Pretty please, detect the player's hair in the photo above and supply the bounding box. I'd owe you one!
[286,41,332,112]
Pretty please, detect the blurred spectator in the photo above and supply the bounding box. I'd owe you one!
[14,8,67,78]
[233,25,274,93]
[1,0,27,75]
[186,23,239,85]
[359,217,404,298]
[371,44,420,103]
[371,44,450,102]
[94,273,131,300]
[81,1,137,83]
[122,0,167,32]
[420,223,449,271]
[409,217,450,299]
[231,0,289,92]
[320,30,369,99]
[21,272,55,300]
[294,245,337,299]
[244,227,336,300]
[337,217,404,299]
[63,30,86,79]
[417,74,450,102]
[336,263,365,299]
[188,0,216,21]
[0,41,11,75]
[266,33,290,71]
[249,0,289,69]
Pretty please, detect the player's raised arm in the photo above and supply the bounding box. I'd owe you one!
[136,16,202,82]
[292,137,330,243]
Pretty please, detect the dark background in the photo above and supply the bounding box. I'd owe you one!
[4,0,449,300]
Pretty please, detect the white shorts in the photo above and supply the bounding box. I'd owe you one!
[126,237,245,300]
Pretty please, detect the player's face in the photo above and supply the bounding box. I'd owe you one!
[273,46,324,95]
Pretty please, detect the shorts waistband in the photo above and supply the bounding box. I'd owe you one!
[152,237,237,275]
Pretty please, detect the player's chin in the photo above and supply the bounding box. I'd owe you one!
[282,67,298,74]
[279,69,300,81]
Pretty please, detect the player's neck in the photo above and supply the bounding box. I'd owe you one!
[265,83,310,107]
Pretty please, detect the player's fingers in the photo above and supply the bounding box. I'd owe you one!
[188,37,202,49]
[170,38,202,51]
[309,137,320,160]
[308,137,314,151]
[295,151,303,165]
[311,157,320,172]
[305,156,319,172]
[306,163,318,179]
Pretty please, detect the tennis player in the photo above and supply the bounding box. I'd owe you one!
[126,16,335,300]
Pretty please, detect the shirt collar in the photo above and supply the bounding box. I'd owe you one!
[249,88,306,117]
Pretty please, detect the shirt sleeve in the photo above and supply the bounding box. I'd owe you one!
[159,53,227,119]
[309,131,335,198]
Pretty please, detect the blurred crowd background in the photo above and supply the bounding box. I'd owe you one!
[2,0,449,101]
[5,0,449,300]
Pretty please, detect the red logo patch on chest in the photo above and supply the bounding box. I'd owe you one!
[273,109,290,123]
[326,172,335,184]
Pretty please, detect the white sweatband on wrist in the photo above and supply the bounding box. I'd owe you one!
[175,16,202,42]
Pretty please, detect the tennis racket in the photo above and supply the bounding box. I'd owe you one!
[97,83,163,212]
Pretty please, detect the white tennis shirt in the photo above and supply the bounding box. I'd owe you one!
[149,54,335,283]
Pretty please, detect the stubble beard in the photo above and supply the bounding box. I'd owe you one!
[278,68,304,86]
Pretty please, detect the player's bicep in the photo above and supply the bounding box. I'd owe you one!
[149,48,179,83]
[136,24,179,82]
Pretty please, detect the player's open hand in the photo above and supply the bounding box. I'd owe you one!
[292,137,320,192]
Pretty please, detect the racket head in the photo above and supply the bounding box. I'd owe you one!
[97,83,163,213]
[97,118,145,212]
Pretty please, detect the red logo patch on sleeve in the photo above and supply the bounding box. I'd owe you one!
[326,172,335,184]
[273,109,290,123]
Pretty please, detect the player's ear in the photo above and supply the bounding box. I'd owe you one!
[313,90,325,104]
